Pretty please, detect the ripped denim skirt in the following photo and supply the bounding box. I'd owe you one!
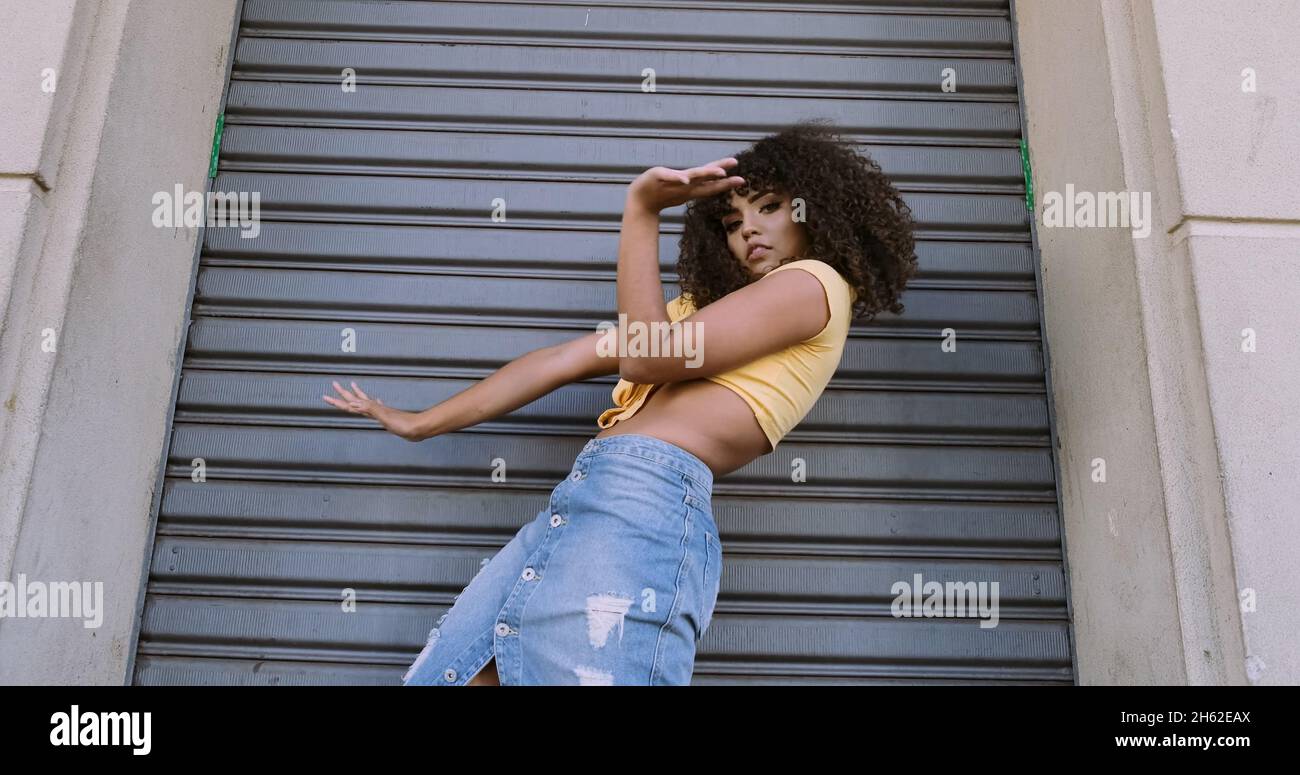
[401,433,722,686]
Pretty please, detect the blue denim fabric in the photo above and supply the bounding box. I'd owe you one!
[402,433,721,686]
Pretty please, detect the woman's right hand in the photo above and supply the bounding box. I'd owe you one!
[626,158,745,214]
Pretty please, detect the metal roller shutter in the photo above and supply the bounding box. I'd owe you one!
[131,0,1075,685]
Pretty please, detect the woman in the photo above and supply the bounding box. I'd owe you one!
[323,120,918,685]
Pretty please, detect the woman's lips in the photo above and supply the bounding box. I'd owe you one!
[747,246,771,261]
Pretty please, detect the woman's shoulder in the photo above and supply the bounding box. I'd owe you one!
[763,258,856,315]
[669,259,856,322]
[765,258,849,289]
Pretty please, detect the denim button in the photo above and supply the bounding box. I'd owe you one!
[443,668,457,682]
[549,514,563,527]
[494,622,511,636]
[521,567,536,581]
[571,470,583,481]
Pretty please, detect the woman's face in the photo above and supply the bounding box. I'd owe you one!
[720,186,810,280]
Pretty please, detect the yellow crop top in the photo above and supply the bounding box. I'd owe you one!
[595,258,857,451]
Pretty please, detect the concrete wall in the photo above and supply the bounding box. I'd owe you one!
[1015,0,1298,684]
[0,0,238,684]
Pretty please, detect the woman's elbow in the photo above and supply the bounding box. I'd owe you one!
[621,357,686,385]
[618,357,657,384]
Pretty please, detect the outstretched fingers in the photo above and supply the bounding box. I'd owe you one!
[683,158,737,181]
[667,157,733,183]
[331,380,356,402]
[702,176,746,196]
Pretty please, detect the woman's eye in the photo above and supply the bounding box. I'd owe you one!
[724,202,778,232]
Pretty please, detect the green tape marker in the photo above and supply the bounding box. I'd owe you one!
[1019,137,1033,212]
[208,112,225,179]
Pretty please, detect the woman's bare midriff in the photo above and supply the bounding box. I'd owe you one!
[592,378,772,478]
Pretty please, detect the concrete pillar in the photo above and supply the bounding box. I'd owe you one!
[1014,0,1298,684]
[0,0,238,684]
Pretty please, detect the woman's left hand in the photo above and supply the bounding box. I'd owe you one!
[626,158,745,214]
[322,380,420,441]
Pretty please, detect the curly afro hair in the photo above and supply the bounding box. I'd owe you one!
[677,119,918,324]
